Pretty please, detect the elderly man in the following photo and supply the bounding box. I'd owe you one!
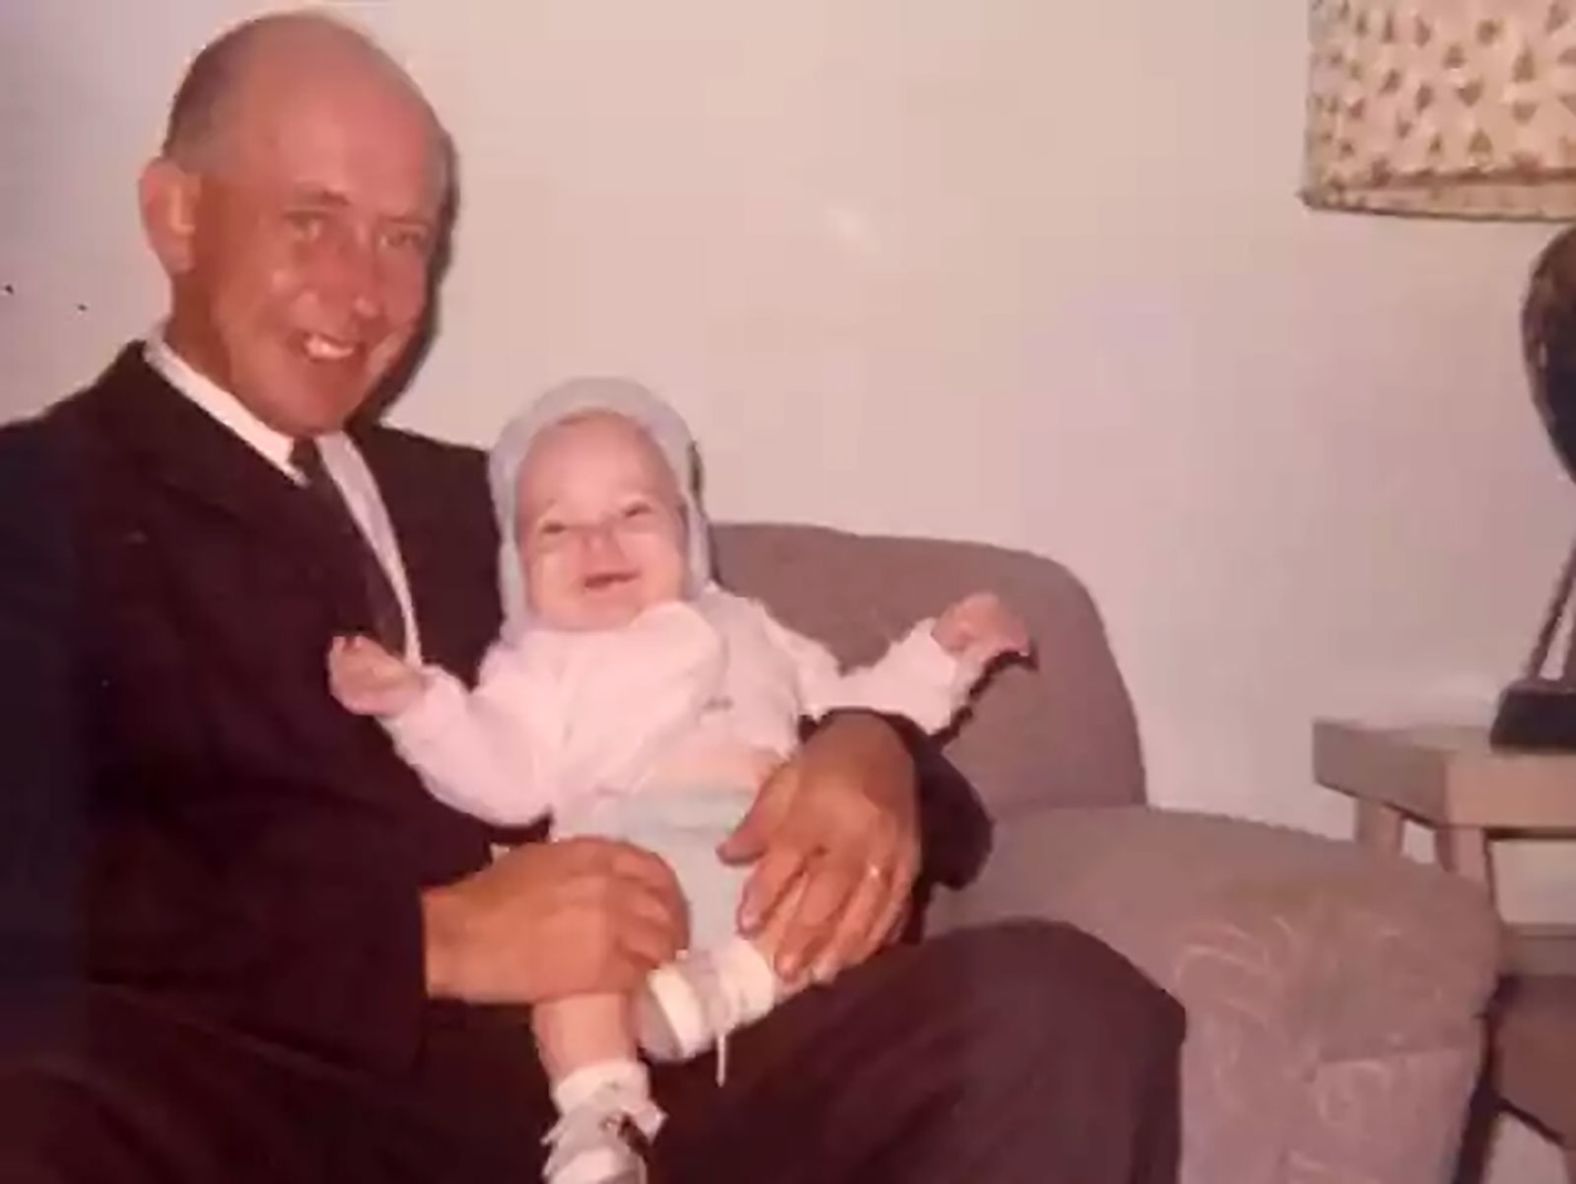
[0,12,1181,1183]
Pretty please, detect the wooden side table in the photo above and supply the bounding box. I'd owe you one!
[1313,721,1576,906]
[1314,720,1576,1180]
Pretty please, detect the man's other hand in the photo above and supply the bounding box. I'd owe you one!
[720,713,919,987]
[421,838,688,1004]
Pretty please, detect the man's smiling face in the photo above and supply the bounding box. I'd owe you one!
[147,38,447,435]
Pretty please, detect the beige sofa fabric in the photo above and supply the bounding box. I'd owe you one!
[937,807,1501,1184]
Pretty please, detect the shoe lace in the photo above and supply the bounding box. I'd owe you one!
[692,946,772,1087]
[543,1081,666,1177]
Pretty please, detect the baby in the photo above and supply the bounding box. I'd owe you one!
[328,379,1029,1184]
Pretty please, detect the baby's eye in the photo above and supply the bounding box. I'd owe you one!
[536,520,568,539]
[620,502,654,521]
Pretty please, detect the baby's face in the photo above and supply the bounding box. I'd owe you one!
[515,412,689,631]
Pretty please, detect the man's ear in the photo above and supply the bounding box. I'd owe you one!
[138,158,202,277]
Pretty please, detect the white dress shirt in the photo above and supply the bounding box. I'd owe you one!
[143,331,423,660]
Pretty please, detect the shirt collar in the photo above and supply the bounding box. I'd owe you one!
[143,328,301,481]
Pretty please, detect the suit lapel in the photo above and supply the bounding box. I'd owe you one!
[86,347,317,546]
[80,346,373,637]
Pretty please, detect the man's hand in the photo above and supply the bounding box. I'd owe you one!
[719,712,919,986]
[422,838,688,1004]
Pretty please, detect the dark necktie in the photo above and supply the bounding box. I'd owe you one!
[290,438,408,656]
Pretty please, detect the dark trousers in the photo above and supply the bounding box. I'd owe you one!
[0,921,1183,1184]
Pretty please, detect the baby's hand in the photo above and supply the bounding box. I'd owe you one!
[327,635,425,717]
[932,592,1032,668]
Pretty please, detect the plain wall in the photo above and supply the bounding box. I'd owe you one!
[2,2,1571,1176]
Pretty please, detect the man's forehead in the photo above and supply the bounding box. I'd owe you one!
[220,66,448,208]
[236,60,432,142]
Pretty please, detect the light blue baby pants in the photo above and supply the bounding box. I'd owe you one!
[554,788,755,952]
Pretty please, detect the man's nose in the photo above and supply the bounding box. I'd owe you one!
[323,232,385,321]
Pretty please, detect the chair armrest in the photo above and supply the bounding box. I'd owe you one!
[938,805,1501,1053]
[935,806,1504,1184]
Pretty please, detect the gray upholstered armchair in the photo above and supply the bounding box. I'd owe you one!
[716,523,1501,1184]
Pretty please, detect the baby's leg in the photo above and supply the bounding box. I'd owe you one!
[531,987,662,1183]
[565,786,800,1064]
[634,845,809,1066]
[633,877,820,1067]
[531,992,637,1082]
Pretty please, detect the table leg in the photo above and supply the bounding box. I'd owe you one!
[1355,801,1405,853]
[1435,827,1494,900]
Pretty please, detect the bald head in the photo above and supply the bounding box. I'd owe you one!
[162,12,448,184]
[140,10,455,438]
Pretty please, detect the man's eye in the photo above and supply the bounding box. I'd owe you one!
[381,225,431,256]
[284,210,328,238]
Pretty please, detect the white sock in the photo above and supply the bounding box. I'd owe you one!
[551,1058,648,1116]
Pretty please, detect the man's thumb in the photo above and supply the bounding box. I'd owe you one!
[718,766,792,865]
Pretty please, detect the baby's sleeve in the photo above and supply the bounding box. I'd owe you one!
[382,641,566,826]
[758,607,981,734]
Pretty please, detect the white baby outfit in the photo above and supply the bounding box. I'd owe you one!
[385,376,991,956]
[384,583,980,949]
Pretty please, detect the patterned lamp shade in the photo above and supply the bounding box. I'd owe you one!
[1304,0,1576,219]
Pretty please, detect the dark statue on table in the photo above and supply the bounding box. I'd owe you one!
[1492,224,1576,750]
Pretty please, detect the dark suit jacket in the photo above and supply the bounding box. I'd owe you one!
[2,343,984,1078]
[0,422,86,1058]
[18,345,505,1070]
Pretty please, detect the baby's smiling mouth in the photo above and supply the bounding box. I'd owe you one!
[581,571,636,592]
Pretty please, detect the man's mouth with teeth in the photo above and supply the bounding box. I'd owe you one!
[300,332,358,363]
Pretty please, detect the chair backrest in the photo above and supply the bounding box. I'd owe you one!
[712,522,1146,817]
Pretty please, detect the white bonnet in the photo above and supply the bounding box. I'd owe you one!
[487,377,712,638]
